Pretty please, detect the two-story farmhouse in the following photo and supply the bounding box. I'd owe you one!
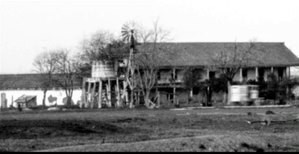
[82,42,299,108]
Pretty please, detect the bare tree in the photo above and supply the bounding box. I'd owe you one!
[32,51,57,108]
[51,49,80,107]
[123,20,171,108]
[135,44,160,108]
[210,41,258,104]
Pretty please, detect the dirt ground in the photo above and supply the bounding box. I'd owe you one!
[0,107,298,152]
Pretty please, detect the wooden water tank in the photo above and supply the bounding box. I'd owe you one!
[92,60,117,78]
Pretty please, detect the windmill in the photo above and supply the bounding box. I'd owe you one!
[121,21,140,71]
[121,21,138,49]
[120,22,140,108]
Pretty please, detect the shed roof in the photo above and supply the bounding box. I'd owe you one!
[15,95,36,103]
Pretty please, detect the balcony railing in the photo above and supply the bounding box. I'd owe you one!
[157,78,184,84]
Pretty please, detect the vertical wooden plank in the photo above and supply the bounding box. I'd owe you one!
[98,80,102,109]
[87,82,91,108]
[108,78,111,107]
[91,82,96,109]
[271,67,274,73]
[116,77,120,107]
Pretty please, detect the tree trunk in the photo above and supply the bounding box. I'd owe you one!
[129,90,134,108]
[136,91,140,106]
[227,81,231,105]
[222,92,227,104]
[207,87,213,106]
[144,91,151,108]
[66,96,72,107]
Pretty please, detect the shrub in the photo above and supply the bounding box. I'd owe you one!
[265,110,275,115]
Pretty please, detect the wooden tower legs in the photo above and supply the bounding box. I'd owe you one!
[98,80,102,108]
[82,78,123,109]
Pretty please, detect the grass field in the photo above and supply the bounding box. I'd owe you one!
[0,107,298,152]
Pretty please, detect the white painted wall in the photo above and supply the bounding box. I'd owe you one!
[0,89,82,108]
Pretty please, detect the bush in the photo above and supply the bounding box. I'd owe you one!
[265,110,275,115]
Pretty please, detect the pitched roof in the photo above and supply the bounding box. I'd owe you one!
[136,42,299,67]
[15,95,36,103]
[0,74,83,90]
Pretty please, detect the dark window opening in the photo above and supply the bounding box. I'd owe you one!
[209,71,215,79]
[258,68,265,82]
[242,68,248,79]
[157,71,161,80]
[278,67,284,79]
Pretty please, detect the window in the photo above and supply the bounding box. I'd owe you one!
[209,71,215,79]
[157,71,161,80]
[258,68,265,82]
[278,67,284,79]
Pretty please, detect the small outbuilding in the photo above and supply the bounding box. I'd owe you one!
[14,95,37,108]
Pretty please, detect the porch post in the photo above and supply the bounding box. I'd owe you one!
[207,68,210,80]
[91,82,96,109]
[172,68,176,104]
[116,77,120,107]
[190,88,193,98]
[86,81,91,108]
[255,67,258,82]
[271,67,274,73]
[239,68,243,82]
[107,78,111,107]
[173,86,176,104]
[172,68,176,81]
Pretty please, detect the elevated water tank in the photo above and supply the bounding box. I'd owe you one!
[91,60,117,78]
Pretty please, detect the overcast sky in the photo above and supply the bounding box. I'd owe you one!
[0,0,299,74]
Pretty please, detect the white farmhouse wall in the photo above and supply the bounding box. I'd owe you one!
[0,89,82,108]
